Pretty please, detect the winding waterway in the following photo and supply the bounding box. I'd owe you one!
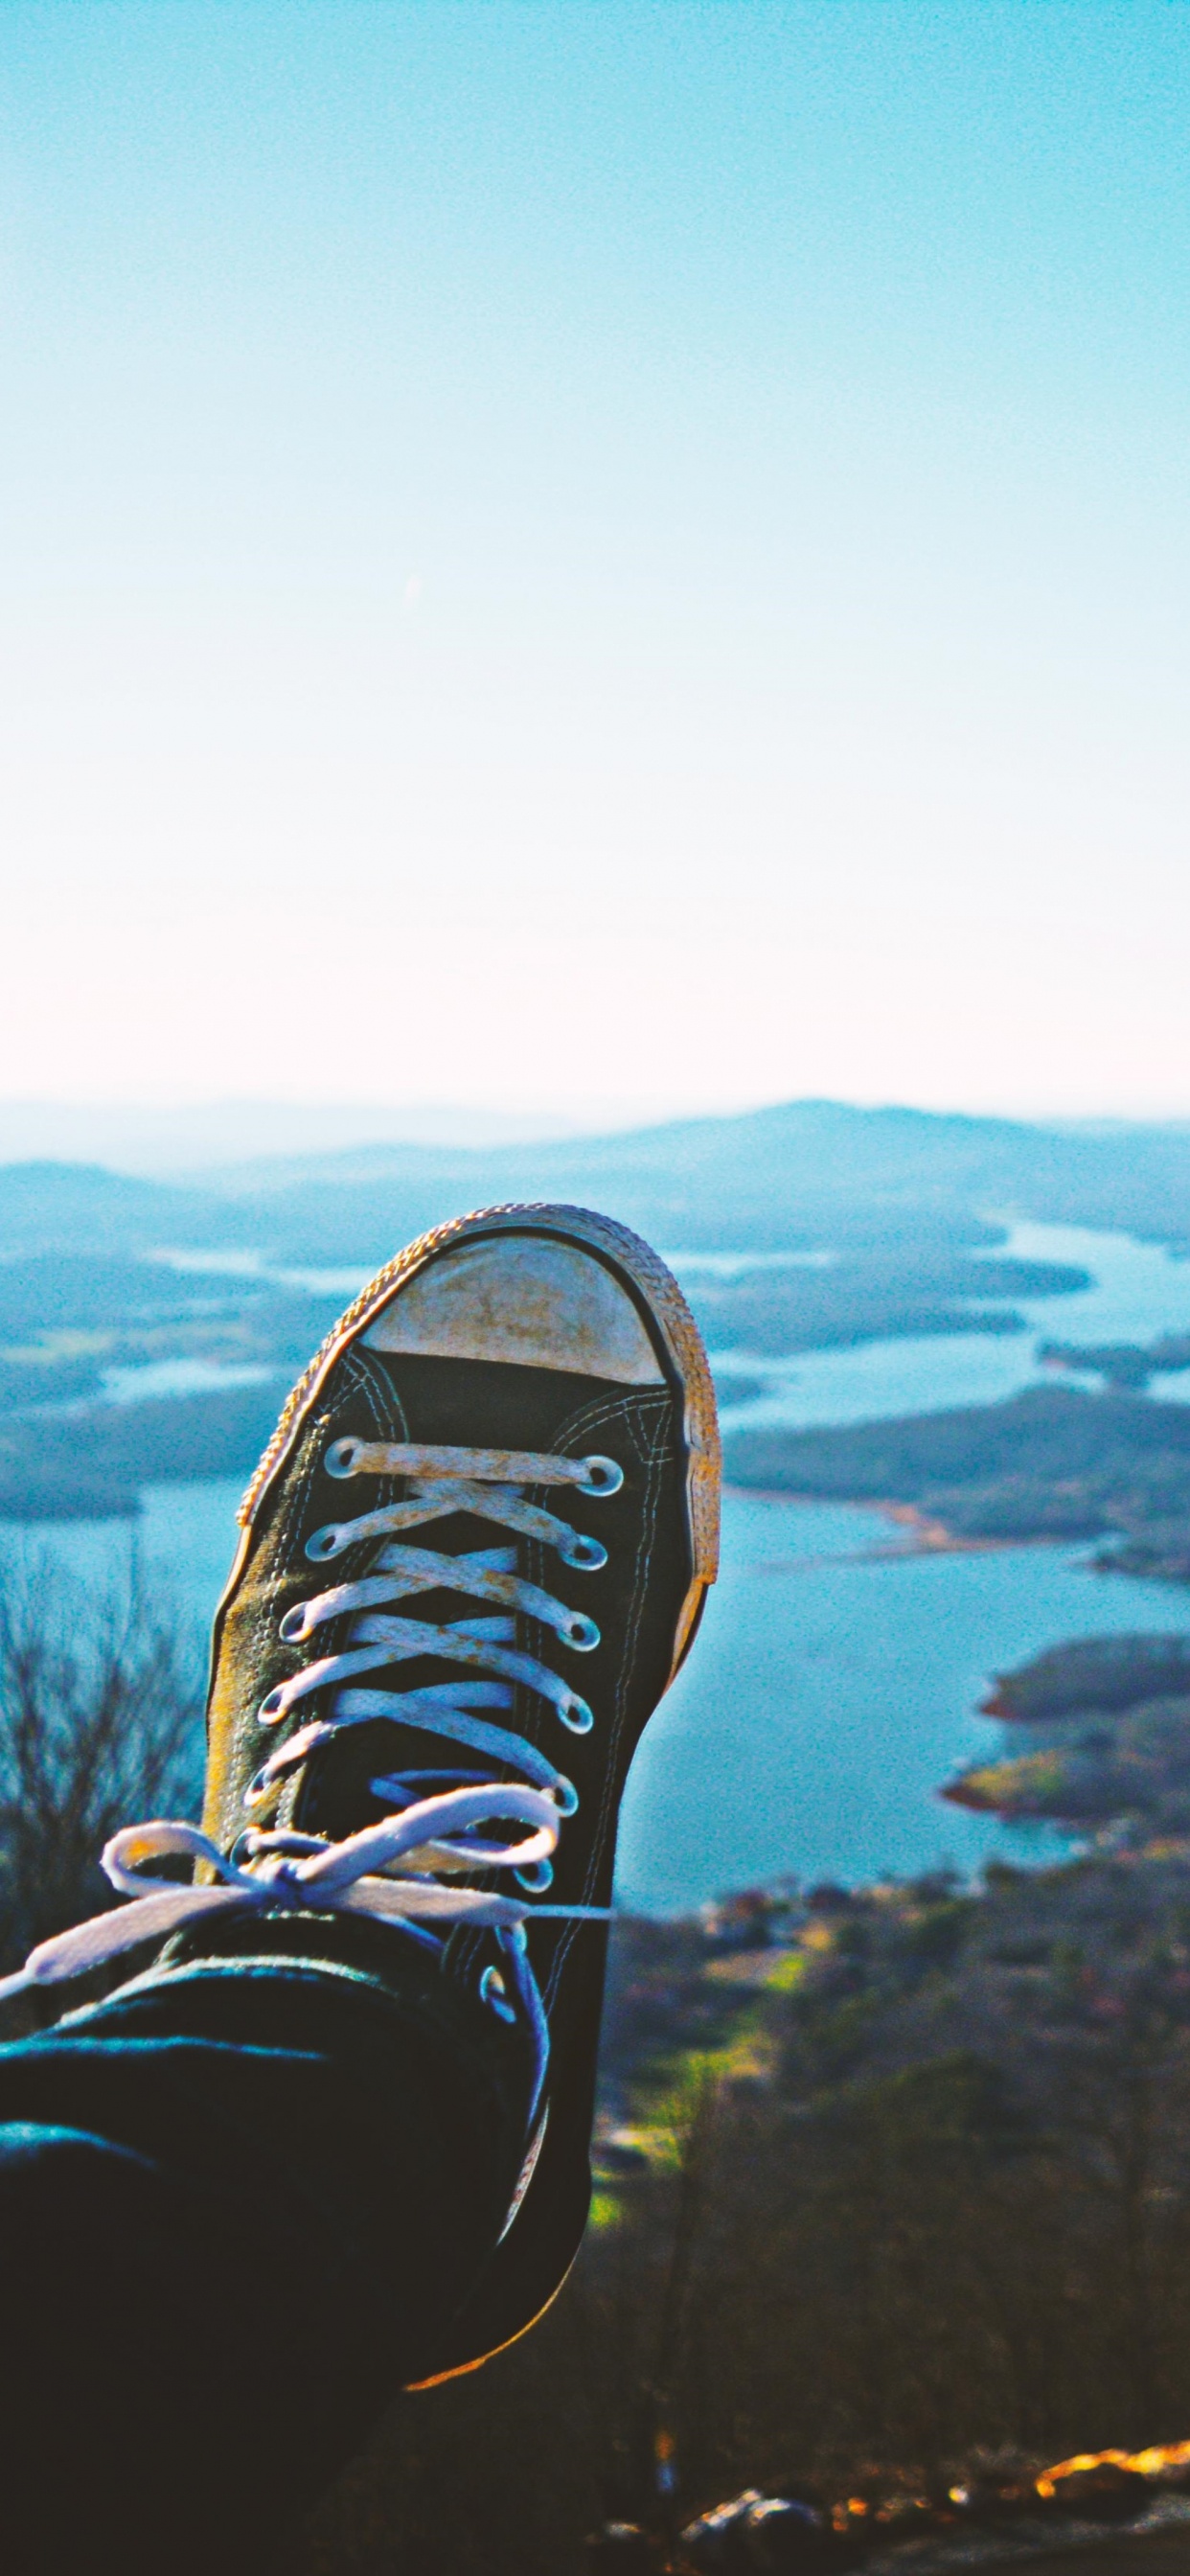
[705,1221,1190,1431]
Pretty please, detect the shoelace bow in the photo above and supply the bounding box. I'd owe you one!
[0,1439,621,2107]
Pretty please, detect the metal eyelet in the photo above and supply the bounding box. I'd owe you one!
[258,1686,286,1725]
[228,1830,257,1868]
[552,1777,580,1817]
[579,1455,623,1497]
[515,1858,554,1894]
[558,1691,594,1735]
[479,1966,517,2023]
[242,1766,273,1809]
[279,1604,308,1643]
[325,1437,363,1479]
[560,1531,607,1573]
[305,1526,345,1562]
[561,1612,600,1653]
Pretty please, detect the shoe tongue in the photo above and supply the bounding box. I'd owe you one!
[362,1349,635,1455]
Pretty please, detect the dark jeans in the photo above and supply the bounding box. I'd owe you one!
[0,1950,527,2575]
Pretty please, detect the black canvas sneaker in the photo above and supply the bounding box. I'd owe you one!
[0,1206,720,2384]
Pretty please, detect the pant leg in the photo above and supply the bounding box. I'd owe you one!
[0,1951,529,2575]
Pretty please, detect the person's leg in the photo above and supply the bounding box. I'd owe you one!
[0,1208,720,2568]
[0,1950,534,2573]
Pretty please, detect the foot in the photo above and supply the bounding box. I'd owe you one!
[2,1206,720,2380]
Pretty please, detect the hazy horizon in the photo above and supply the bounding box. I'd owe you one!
[3,1087,1190,1181]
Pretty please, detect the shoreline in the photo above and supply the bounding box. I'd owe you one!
[722,1484,1020,1559]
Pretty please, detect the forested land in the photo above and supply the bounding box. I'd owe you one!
[684,1250,1086,1360]
[302,1849,1190,2573]
[726,1384,1190,1576]
[1041,1335,1190,1393]
[944,1634,1190,1842]
[0,1254,343,1518]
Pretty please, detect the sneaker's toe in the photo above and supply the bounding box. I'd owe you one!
[361,1233,668,1385]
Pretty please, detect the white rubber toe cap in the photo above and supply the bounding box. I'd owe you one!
[362,1233,666,1383]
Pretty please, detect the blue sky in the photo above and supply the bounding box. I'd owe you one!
[1,2,1188,1123]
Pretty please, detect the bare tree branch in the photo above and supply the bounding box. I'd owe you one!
[0,1547,204,1970]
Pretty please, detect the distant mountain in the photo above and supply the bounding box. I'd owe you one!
[208,1100,1027,1195]
[0,1099,593,1174]
[165,1101,1190,1263]
[6,1099,1190,1261]
[0,1162,229,1255]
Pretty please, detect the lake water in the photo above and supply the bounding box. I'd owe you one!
[705,1221,1190,1432]
[616,1495,1190,1910]
[16,1219,1190,1914]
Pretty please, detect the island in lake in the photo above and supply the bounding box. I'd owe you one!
[944,1631,1190,1836]
[1040,1323,1190,1392]
[686,1242,1087,1357]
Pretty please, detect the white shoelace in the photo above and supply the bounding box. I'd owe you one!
[0,1439,621,2111]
